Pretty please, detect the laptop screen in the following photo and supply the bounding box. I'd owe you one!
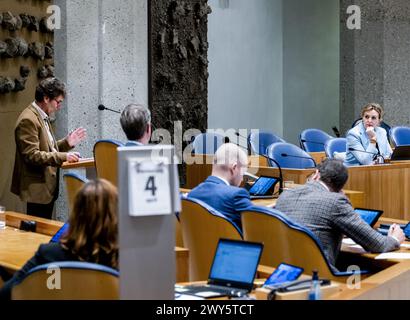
[354,208,383,227]
[248,176,278,196]
[208,239,263,290]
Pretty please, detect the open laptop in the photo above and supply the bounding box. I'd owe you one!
[176,239,263,298]
[248,176,279,199]
[390,145,410,161]
[354,208,383,227]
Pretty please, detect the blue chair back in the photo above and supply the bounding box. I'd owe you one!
[192,133,226,155]
[390,126,410,147]
[241,207,368,281]
[299,129,332,152]
[247,130,285,156]
[12,261,118,299]
[325,138,347,159]
[266,142,316,169]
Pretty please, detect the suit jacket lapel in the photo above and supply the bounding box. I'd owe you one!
[29,104,56,152]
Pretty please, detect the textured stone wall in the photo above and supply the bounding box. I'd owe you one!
[340,0,410,134]
[150,0,210,146]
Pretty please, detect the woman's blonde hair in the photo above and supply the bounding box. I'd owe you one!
[361,103,384,120]
[60,179,118,269]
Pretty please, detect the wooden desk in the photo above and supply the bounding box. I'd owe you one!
[185,162,364,208]
[0,212,190,282]
[61,157,96,180]
[0,227,50,272]
[328,260,410,300]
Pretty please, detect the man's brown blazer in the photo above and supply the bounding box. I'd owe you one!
[11,104,72,204]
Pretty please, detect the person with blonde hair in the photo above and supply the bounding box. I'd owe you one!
[345,103,392,166]
[0,179,118,300]
[188,143,254,230]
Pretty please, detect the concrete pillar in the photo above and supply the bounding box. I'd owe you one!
[54,0,148,220]
[340,0,410,134]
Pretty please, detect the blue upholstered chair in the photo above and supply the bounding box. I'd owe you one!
[192,132,226,155]
[93,139,124,186]
[12,261,119,299]
[299,129,333,152]
[325,138,347,159]
[266,142,316,169]
[179,198,242,281]
[390,126,410,147]
[241,207,369,282]
[247,130,285,156]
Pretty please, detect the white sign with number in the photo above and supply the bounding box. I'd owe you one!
[128,157,172,216]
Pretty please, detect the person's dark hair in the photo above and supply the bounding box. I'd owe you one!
[35,77,66,102]
[317,159,348,192]
[60,179,118,269]
[120,104,151,141]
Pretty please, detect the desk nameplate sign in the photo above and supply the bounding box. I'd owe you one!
[128,157,171,216]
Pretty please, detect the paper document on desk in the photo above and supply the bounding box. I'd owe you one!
[342,238,357,245]
[375,252,410,260]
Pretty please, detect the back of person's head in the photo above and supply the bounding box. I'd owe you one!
[120,104,151,141]
[60,179,118,269]
[213,143,248,168]
[35,77,66,102]
[360,102,384,120]
[317,159,348,192]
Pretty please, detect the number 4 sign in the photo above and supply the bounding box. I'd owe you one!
[128,157,172,216]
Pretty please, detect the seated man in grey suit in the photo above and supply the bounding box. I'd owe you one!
[275,158,404,271]
[188,143,255,230]
[120,103,151,146]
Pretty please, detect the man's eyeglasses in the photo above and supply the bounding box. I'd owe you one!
[364,115,378,121]
[53,99,64,105]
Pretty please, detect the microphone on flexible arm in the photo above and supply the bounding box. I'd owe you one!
[280,153,317,167]
[348,147,385,164]
[300,139,326,151]
[332,126,341,138]
[97,104,121,114]
[235,131,284,194]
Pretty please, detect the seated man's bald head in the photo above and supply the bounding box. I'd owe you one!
[212,143,248,187]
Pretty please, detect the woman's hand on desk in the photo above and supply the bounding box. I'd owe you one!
[388,224,405,244]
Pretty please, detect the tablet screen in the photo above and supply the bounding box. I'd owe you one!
[263,263,303,287]
[354,208,383,227]
[248,176,278,196]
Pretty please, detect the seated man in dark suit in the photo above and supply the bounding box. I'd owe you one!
[120,103,151,146]
[188,143,254,230]
[275,158,404,272]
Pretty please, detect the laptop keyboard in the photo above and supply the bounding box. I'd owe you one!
[184,284,247,296]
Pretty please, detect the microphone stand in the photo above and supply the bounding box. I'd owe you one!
[98,104,121,114]
[235,131,284,194]
[348,147,385,164]
[280,153,317,167]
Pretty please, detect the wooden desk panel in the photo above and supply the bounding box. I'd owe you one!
[1,213,190,282]
[328,260,410,300]
[0,227,50,271]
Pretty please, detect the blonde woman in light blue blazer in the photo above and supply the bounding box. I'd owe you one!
[345,103,392,166]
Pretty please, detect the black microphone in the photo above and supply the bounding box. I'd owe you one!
[332,126,341,138]
[98,104,121,114]
[280,153,317,167]
[348,147,385,163]
[235,131,284,193]
[300,139,326,147]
